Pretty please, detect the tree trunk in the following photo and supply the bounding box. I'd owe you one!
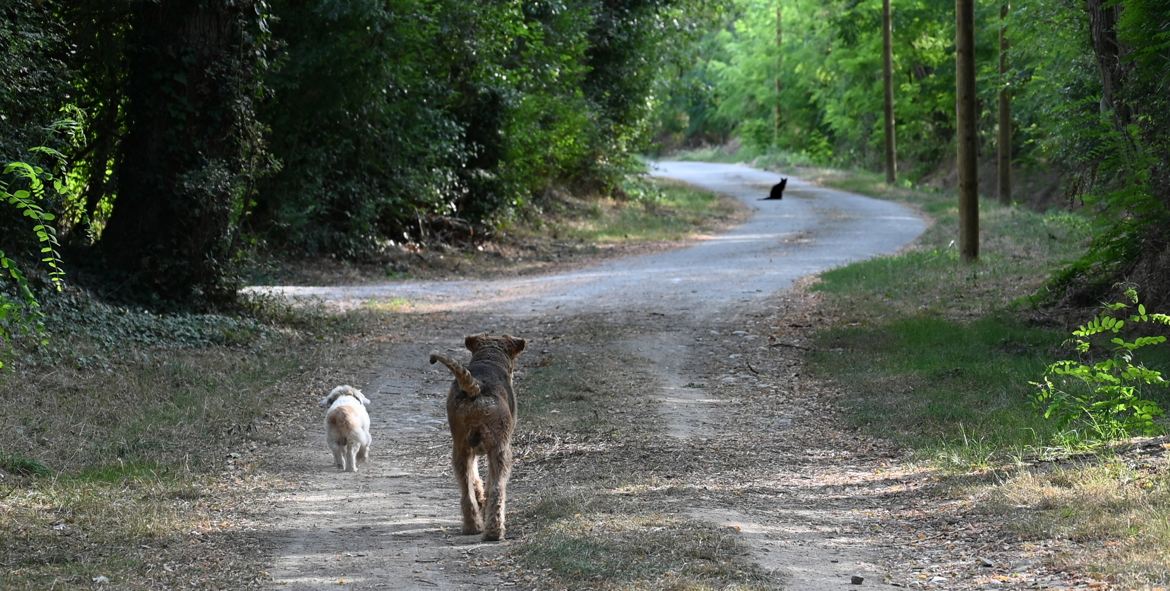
[997,2,1011,205]
[956,0,978,262]
[1086,0,1129,127]
[773,1,782,144]
[881,0,896,185]
[1076,0,1170,310]
[98,1,262,308]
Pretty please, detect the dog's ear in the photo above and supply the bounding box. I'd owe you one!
[464,333,486,352]
[503,335,526,357]
[321,385,350,408]
[357,391,371,405]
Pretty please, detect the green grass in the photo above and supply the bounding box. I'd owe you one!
[525,178,744,246]
[364,296,412,312]
[0,453,51,477]
[801,166,1170,585]
[71,460,172,484]
[801,167,1097,461]
[812,315,1064,459]
[666,145,820,170]
[666,145,747,164]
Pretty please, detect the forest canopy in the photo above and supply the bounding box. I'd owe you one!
[1,0,1168,311]
[0,0,711,309]
[649,0,1170,307]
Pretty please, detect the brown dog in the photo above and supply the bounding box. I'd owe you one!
[429,334,526,541]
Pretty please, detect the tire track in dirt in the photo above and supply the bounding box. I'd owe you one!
[257,161,925,589]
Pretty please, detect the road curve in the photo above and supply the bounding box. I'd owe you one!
[254,161,925,316]
[260,160,927,591]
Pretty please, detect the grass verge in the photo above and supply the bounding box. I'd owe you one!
[0,293,368,589]
[796,165,1170,585]
[248,177,746,285]
[513,177,746,246]
[802,167,1095,459]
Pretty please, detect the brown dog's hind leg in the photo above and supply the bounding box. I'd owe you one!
[454,449,483,534]
[482,442,512,541]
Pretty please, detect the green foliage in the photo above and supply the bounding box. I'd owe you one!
[252,0,701,259]
[0,0,72,164]
[36,290,271,370]
[1033,288,1170,443]
[1,158,67,370]
[0,0,731,305]
[653,0,990,168]
[655,0,1170,308]
[94,0,274,308]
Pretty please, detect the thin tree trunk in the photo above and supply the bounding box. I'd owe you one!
[773,1,782,145]
[997,2,1011,205]
[1086,0,1129,127]
[881,0,897,185]
[956,0,978,261]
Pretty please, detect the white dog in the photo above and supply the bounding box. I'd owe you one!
[318,385,371,472]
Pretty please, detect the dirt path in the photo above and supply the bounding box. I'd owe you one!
[257,162,927,589]
[261,334,492,590]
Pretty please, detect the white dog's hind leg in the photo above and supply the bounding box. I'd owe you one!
[358,432,371,462]
[330,443,344,469]
[344,442,359,472]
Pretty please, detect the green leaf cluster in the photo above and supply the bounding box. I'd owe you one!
[1,158,67,370]
[1,0,708,307]
[1033,288,1170,443]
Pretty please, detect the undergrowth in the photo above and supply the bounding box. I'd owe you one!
[804,169,1170,586]
[516,177,744,246]
[0,288,362,589]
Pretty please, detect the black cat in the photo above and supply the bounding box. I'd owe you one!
[761,177,787,200]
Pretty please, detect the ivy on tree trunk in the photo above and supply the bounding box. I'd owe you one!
[98,0,269,309]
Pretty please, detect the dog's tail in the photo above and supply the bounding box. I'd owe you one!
[429,352,482,397]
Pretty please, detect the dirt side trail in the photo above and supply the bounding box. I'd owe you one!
[253,163,1106,589]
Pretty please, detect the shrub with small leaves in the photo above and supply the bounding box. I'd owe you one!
[1,158,66,369]
[1033,288,1170,443]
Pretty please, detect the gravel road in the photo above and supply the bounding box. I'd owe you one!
[257,161,925,317]
[258,161,927,590]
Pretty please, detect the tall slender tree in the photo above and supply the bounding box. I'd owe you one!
[956,0,978,261]
[773,1,783,144]
[997,2,1011,204]
[881,0,897,184]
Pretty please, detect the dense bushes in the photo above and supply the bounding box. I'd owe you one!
[0,0,703,309]
[253,0,693,259]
